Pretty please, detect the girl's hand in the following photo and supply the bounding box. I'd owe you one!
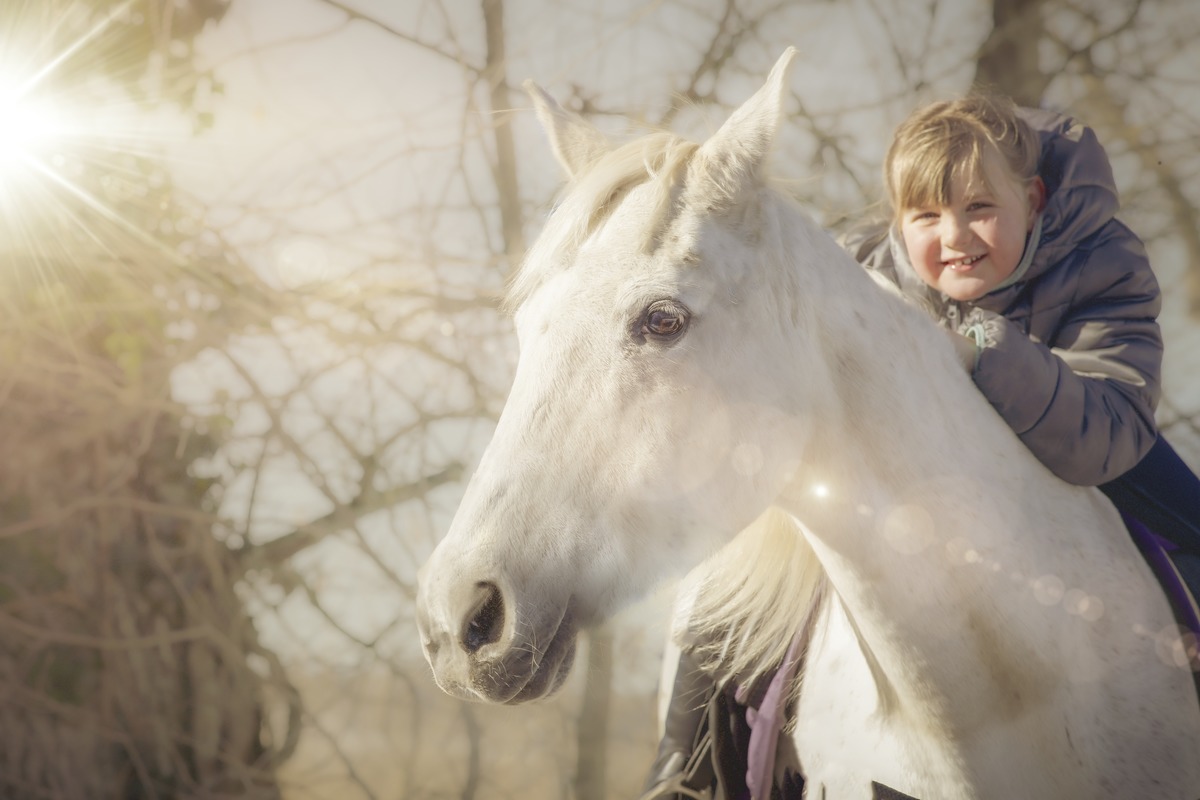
[947,329,980,374]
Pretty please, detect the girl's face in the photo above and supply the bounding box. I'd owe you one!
[899,148,1044,302]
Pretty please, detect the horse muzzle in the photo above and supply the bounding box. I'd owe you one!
[416,567,579,704]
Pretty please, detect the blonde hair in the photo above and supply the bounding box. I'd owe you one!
[884,94,1040,222]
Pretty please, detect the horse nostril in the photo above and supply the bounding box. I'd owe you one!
[462,582,505,654]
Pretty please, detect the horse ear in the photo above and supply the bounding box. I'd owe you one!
[691,48,798,207]
[524,80,610,179]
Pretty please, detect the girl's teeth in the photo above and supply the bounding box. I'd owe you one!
[948,255,983,270]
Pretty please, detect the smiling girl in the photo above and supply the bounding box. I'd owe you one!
[847,93,1200,588]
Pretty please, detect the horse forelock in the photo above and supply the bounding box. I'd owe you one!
[504,132,700,314]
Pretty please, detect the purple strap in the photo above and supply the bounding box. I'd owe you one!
[738,631,806,800]
[1122,511,1200,640]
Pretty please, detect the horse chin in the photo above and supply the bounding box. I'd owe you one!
[471,606,580,705]
[500,632,577,704]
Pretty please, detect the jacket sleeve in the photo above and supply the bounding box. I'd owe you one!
[970,230,1162,486]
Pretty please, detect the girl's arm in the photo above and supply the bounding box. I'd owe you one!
[970,229,1162,486]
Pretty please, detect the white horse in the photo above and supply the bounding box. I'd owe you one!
[417,50,1200,799]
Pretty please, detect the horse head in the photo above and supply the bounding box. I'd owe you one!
[416,50,830,703]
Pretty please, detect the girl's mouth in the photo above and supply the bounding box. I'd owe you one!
[945,254,985,272]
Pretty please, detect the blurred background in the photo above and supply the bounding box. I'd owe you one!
[1,0,1197,798]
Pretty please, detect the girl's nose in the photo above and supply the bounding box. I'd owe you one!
[940,213,972,249]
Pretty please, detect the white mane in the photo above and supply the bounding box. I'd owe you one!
[679,507,829,690]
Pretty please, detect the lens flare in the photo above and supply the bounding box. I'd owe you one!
[1,1,124,178]
[0,0,197,294]
[0,82,67,173]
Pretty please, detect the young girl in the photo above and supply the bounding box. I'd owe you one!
[643,93,1200,800]
[846,94,1200,580]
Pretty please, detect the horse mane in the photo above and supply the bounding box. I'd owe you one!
[504,131,699,313]
[679,507,829,693]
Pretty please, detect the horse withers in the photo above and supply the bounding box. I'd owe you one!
[416,50,1200,799]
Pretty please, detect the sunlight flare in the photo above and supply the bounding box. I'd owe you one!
[0,81,68,173]
[0,0,131,182]
[0,0,195,288]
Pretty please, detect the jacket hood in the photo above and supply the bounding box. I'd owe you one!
[1020,107,1121,273]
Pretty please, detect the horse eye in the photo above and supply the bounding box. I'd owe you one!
[640,301,689,340]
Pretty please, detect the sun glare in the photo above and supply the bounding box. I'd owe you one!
[0,0,198,283]
[0,78,69,178]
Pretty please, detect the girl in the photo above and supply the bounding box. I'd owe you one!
[846,94,1200,581]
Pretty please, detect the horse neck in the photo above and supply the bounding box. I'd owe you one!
[767,214,1090,715]
[770,217,1019,505]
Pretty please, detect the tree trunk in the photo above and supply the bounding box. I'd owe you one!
[460,702,483,800]
[575,625,614,800]
[972,0,1048,106]
[482,0,526,273]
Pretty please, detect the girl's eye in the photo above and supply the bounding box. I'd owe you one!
[909,210,937,222]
